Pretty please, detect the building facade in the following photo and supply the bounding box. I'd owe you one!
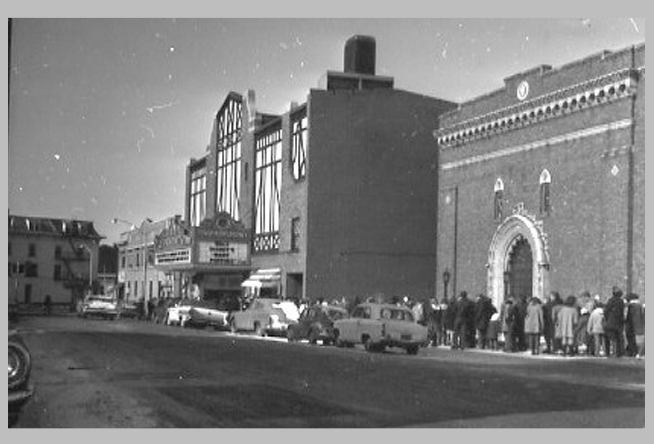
[184,35,456,303]
[434,44,645,308]
[116,218,172,304]
[8,214,103,309]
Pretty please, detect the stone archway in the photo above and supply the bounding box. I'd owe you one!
[487,214,550,309]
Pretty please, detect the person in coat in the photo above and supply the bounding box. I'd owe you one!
[557,295,580,356]
[625,293,645,358]
[586,301,605,357]
[550,292,564,354]
[453,291,475,350]
[500,297,515,352]
[524,297,544,355]
[475,293,497,350]
[603,286,626,357]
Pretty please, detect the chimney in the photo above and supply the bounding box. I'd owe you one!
[344,35,376,75]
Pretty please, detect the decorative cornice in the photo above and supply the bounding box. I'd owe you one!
[442,119,632,171]
[434,68,640,148]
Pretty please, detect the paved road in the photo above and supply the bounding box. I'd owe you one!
[12,315,645,428]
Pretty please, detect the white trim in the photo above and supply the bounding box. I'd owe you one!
[442,119,632,171]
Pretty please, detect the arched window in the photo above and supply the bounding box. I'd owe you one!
[494,178,504,220]
[539,169,551,215]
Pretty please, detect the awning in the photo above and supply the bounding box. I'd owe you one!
[241,268,281,288]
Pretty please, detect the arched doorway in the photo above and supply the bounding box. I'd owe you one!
[504,235,533,300]
[487,214,549,309]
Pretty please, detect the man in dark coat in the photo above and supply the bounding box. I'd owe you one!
[603,286,626,357]
[475,294,497,349]
[453,291,476,350]
[625,293,645,357]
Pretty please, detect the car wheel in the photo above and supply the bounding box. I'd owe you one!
[406,345,419,355]
[364,336,374,352]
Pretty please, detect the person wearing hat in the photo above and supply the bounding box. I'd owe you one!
[603,286,626,357]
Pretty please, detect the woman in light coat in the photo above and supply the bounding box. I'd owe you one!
[557,295,580,356]
[586,301,605,357]
[524,297,544,355]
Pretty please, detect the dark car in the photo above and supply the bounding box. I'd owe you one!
[287,304,349,345]
[8,329,34,427]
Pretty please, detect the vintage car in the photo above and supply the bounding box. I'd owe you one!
[187,296,241,330]
[9,329,34,427]
[229,298,300,336]
[78,294,120,320]
[332,302,429,354]
[165,299,195,327]
[287,304,349,345]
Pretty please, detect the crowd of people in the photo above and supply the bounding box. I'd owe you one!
[418,286,645,359]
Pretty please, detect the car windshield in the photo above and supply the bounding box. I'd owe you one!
[327,309,347,320]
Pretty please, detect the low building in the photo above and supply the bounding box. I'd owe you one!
[434,43,645,307]
[8,214,103,310]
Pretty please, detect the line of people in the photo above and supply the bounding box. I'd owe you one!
[422,286,645,358]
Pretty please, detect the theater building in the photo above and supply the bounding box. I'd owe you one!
[434,43,645,307]
[184,35,456,303]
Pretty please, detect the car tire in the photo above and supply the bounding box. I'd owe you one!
[406,345,419,355]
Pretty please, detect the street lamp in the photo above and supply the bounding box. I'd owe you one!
[112,217,152,318]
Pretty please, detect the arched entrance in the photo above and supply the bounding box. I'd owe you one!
[504,235,533,299]
[487,213,549,308]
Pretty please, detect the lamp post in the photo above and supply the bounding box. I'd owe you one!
[443,268,451,302]
[112,217,151,318]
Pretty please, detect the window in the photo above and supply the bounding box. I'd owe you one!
[28,243,36,257]
[54,265,62,281]
[190,164,207,227]
[254,126,282,252]
[494,178,504,220]
[215,95,243,220]
[25,262,38,277]
[291,217,301,252]
[54,245,62,259]
[539,169,552,216]
[291,108,307,181]
[121,254,126,268]
[134,281,138,298]
[149,280,153,298]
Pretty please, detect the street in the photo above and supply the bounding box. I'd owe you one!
[12,314,645,428]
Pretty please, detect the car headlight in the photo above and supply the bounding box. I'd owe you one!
[8,341,32,389]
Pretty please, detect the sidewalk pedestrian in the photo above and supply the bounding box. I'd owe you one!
[625,293,645,358]
[557,295,579,357]
[43,294,52,316]
[475,293,497,350]
[551,292,564,354]
[604,286,625,357]
[586,300,605,357]
[524,296,544,355]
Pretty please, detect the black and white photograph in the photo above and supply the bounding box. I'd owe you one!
[6,13,646,430]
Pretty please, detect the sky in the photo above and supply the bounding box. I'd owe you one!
[7,18,645,244]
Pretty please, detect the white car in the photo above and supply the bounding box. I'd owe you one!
[79,295,120,320]
[165,300,194,327]
[333,302,429,354]
[229,298,300,336]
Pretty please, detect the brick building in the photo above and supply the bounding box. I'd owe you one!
[8,214,103,310]
[434,43,645,308]
[181,35,456,303]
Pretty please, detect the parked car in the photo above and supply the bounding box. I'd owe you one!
[165,299,195,327]
[333,302,429,354]
[287,304,349,345]
[229,298,300,336]
[187,296,241,330]
[8,329,34,427]
[78,294,120,320]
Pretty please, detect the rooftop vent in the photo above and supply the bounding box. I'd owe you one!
[344,35,376,75]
